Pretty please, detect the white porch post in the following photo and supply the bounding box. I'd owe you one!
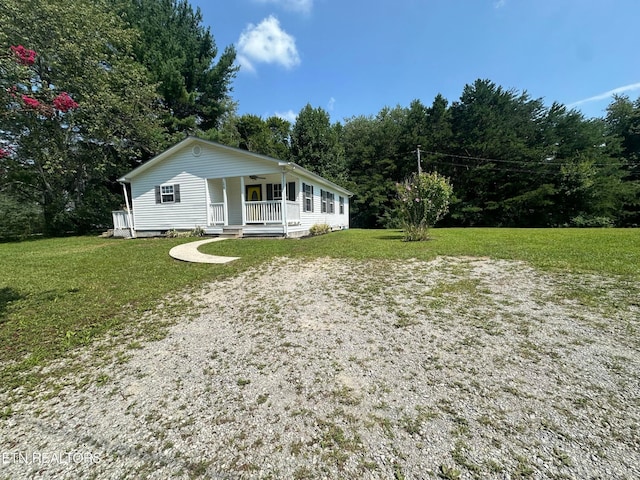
[222,178,229,226]
[281,170,288,237]
[121,182,135,238]
[204,179,211,227]
[240,176,246,226]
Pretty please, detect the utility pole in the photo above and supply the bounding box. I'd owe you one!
[417,145,422,174]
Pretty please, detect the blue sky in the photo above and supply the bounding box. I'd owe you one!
[191,0,640,124]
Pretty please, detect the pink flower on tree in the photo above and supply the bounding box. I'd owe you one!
[0,147,10,159]
[10,45,36,65]
[53,92,79,112]
[22,95,41,109]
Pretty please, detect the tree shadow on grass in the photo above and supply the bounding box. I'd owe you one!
[0,287,23,323]
[374,234,405,241]
[374,230,405,241]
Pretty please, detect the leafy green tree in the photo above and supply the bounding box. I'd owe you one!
[396,172,453,241]
[291,104,346,183]
[113,0,239,134]
[235,114,271,153]
[0,193,43,240]
[0,0,165,234]
[211,113,291,160]
[265,116,292,160]
[446,79,549,226]
[341,113,401,228]
[605,95,640,225]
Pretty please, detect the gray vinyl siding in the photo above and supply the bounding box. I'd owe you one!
[226,177,243,225]
[131,143,283,230]
[133,172,207,230]
[298,180,349,230]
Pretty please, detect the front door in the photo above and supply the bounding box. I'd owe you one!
[246,184,262,201]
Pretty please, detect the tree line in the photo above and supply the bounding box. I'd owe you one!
[217,84,640,229]
[1,0,638,238]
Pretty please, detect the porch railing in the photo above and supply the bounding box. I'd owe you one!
[245,201,282,223]
[209,203,225,225]
[286,201,300,225]
[112,210,132,229]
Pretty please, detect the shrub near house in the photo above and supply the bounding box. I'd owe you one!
[396,172,453,241]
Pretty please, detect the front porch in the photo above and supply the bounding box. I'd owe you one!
[206,174,302,230]
[208,200,301,226]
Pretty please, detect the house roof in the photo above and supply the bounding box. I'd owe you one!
[118,136,353,197]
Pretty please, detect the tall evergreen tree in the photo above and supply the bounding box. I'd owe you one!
[113,0,238,135]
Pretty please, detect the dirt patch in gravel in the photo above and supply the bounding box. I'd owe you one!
[1,256,639,479]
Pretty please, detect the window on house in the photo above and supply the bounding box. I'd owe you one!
[161,185,174,203]
[268,183,296,201]
[267,183,283,201]
[339,196,344,214]
[328,192,335,214]
[321,189,327,213]
[155,184,181,204]
[303,183,313,212]
[287,182,296,201]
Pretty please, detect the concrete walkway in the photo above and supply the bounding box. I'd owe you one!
[169,238,240,264]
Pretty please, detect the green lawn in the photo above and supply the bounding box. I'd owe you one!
[0,228,638,394]
[203,227,640,276]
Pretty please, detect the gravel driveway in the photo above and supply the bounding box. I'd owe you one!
[2,256,639,479]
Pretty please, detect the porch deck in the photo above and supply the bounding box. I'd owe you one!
[209,200,301,227]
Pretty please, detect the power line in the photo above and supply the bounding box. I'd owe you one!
[423,150,632,168]
[352,146,637,170]
[427,159,559,176]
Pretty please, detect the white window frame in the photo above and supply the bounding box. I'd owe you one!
[272,183,283,200]
[339,196,345,214]
[304,183,313,212]
[161,184,175,203]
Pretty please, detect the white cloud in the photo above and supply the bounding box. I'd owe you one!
[568,82,640,107]
[237,16,301,73]
[255,0,313,14]
[328,97,336,111]
[275,110,298,123]
[494,0,507,9]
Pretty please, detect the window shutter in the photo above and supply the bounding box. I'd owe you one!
[266,184,273,201]
[302,183,308,212]
[174,184,181,203]
[155,186,161,204]
[288,182,296,201]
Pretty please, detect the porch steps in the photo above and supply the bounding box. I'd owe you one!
[221,227,243,238]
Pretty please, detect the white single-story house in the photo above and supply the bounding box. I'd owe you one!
[112,136,353,238]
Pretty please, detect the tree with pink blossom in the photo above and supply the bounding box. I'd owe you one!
[1,0,164,235]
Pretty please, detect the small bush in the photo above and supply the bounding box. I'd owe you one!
[165,227,206,238]
[396,172,453,241]
[309,223,331,236]
[570,215,614,228]
[191,226,205,237]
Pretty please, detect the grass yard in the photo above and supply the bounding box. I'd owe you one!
[0,228,638,395]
